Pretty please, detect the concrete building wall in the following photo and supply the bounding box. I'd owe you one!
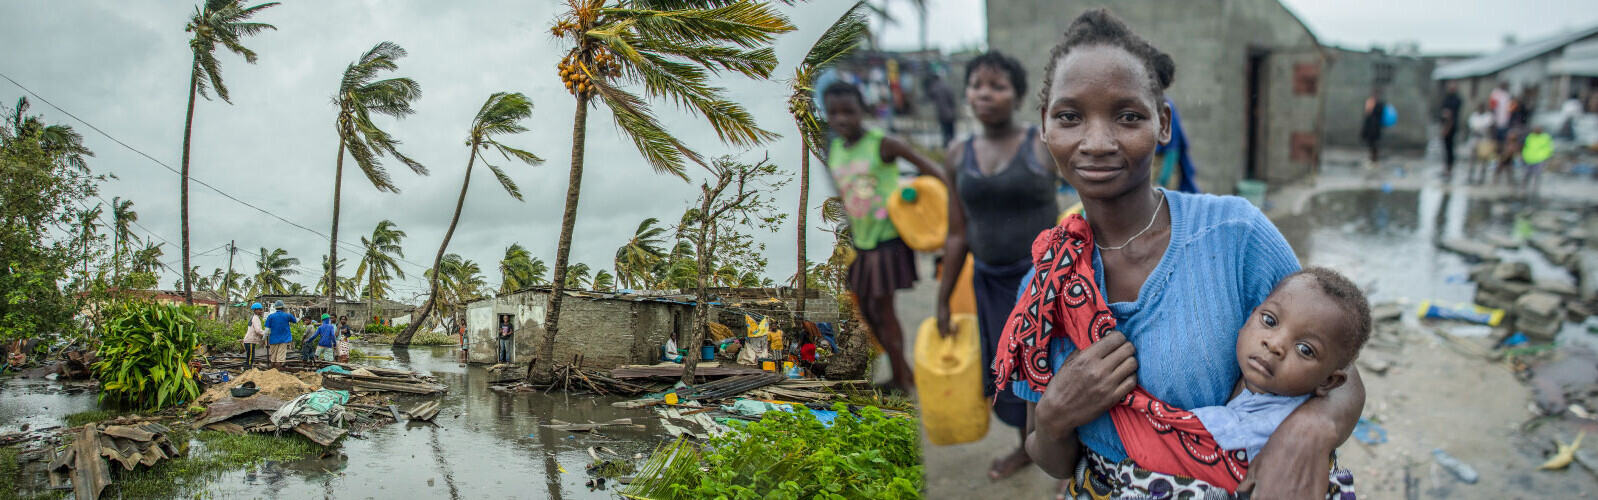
[465,291,691,369]
[1323,48,1438,152]
[986,0,1324,192]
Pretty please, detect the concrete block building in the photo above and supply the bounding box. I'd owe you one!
[986,0,1329,191]
[1322,47,1439,152]
[463,287,840,369]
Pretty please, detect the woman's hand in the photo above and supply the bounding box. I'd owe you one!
[1034,331,1138,440]
[935,303,953,338]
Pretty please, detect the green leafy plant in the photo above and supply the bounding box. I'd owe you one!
[194,318,246,354]
[409,330,455,346]
[625,404,923,500]
[92,301,202,409]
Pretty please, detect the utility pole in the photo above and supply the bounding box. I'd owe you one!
[220,240,237,318]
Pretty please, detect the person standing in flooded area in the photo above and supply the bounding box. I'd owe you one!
[933,51,1060,482]
[1467,100,1497,184]
[822,81,949,393]
[243,302,266,368]
[1440,82,1463,180]
[1361,88,1386,166]
[263,300,297,370]
[498,316,514,363]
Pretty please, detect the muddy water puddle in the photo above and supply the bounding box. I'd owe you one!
[0,344,673,499]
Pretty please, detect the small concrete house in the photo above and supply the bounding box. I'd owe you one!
[987,0,1330,191]
[464,287,840,369]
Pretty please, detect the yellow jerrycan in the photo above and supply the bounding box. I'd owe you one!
[886,175,948,252]
[914,314,988,445]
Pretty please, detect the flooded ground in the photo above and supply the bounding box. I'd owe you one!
[920,151,1598,499]
[0,344,674,499]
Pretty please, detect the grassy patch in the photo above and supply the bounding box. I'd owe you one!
[409,331,455,346]
[107,429,322,499]
[832,389,917,413]
[63,409,119,428]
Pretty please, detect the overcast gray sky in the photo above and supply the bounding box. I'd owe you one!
[5,1,1595,299]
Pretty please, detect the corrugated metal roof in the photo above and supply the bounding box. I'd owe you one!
[1434,25,1598,80]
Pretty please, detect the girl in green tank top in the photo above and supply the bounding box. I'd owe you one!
[820,81,947,393]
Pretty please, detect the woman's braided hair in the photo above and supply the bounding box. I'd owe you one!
[1038,9,1176,110]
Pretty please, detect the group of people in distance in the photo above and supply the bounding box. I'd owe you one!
[822,9,1371,498]
[242,300,352,369]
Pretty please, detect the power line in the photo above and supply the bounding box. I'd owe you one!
[1,72,436,276]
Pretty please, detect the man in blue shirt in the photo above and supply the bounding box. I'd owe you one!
[263,301,297,370]
[313,315,338,361]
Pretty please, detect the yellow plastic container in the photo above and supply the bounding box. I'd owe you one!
[761,360,777,372]
[664,392,679,405]
[913,314,988,446]
[887,175,949,252]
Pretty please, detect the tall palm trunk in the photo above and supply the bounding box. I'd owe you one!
[327,140,347,314]
[794,136,809,324]
[180,64,199,304]
[535,93,589,376]
[398,146,477,346]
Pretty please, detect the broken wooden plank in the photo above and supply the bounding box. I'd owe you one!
[388,404,404,422]
[609,363,767,380]
[677,372,784,401]
[292,422,346,446]
[541,418,646,433]
[204,422,247,435]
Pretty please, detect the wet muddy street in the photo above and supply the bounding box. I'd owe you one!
[1,345,672,499]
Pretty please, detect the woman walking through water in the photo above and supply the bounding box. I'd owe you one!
[933,51,1059,481]
[994,10,1364,498]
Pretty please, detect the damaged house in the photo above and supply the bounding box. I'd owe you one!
[464,287,840,369]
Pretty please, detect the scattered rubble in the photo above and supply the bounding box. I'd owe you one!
[47,423,181,500]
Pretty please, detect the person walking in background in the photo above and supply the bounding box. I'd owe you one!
[299,316,319,362]
[498,316,514,363]
[822,80,949,393]
[925,71,959,147]
[1521,125,1553,195]
[1467,101,1496,184]
[934,50,1060,482]
[1490,82,1512,143]
[243,302,266,368]
[1361,88,1386,166]
[1440,82,1463,180]
[263,301,296,370]
[1559,93,1582,140]
[314,314,337,361]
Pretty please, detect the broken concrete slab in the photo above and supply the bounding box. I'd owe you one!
[1535,279,1580,298]
[1531,235,1576,267]
[1577,250,1598,303]
[1491,261,1533,283]
[1439,238,1501,263]
[1517,292,1566,319]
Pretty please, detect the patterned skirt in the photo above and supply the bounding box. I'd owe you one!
[1063,449,1356,500]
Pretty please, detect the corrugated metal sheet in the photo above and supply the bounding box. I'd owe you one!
[1435,25,1598,80]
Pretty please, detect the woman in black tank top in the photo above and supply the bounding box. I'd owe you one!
[934,51,1061,483]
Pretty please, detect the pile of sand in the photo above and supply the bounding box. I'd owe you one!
[199,368,312,403]
[294,371,323,390]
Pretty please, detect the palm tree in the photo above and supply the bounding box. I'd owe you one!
[426,254,486,331]
[325,41,427,316]
[286,282,307,295]
[179,0,278,304]
[399,92,542,346]
[5,97,94,171]
[131,241,164,275]
[499,243,548,293]
[593,269,615,291]
[614,217,667,290]
[317,255,359,298]
[355,219,407,320]
[786,3,867,319]
[564,262,592,290]
[109,196,139,277]
[538,0,795,374]
[74,204,104,284]
[252,247,298,295]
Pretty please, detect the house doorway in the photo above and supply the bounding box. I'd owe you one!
[1246,48,1268,181]
[497,314,515,363]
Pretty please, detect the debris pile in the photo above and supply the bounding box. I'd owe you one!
[47,422,181,500]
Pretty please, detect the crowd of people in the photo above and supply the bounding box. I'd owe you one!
[241,300,352,369]
[822,9,1370,498]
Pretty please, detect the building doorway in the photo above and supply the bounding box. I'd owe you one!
[497,314,516,363]
[1246,49,1267,181]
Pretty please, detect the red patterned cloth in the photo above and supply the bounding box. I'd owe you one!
[992,214,1248,490]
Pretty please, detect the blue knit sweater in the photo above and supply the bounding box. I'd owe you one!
[1011,190,1301,463]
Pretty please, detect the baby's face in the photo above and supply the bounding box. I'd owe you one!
[1236,277,1352,397]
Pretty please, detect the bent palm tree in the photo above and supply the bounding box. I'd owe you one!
[499,243,549,292]
[538,0,795,374]
[179,0,278,304]
[786,2,866,320]
[593,269,615,291]
[564,262,593,290]
[355,219,407,321]
[426,254,486,332]
[131,242,165,275]
[397,92,542,346]
[109,196,140,278]
[252,247,298,295]
[614,217,667,289]
[326,41,427,317]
